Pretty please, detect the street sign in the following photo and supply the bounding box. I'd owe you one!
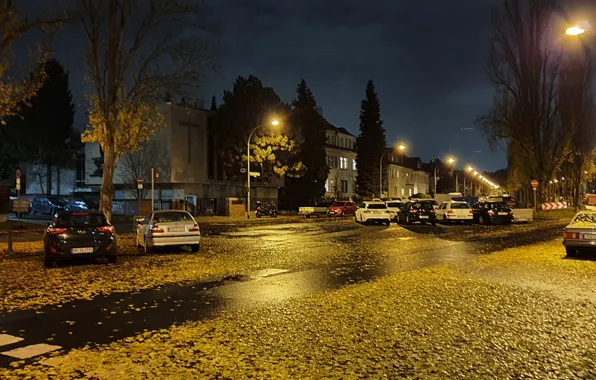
[15,169,20,178]
[249,172,260,177]
[531,180,538,188]
[137,177,144,190]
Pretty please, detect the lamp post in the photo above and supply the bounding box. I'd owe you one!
[434,157,455,195]
[247,119,280,219]
[151,168,159,211]
[379,143,407,198]
[463,166,474,196]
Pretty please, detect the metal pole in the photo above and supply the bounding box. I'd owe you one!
[247,125,261,219]
[455,173,459,194]
[534,188,538,212]
[17,187,20,228]
[434,164,439,195]
[379,152,385,198]
[137,188,141,216]
[463,176,466,197]
[151,167,154,211]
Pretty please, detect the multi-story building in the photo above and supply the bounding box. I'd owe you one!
[324,124,357,199]
[82,102,280,215]
[384,152,430,198]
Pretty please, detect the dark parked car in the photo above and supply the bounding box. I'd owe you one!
[30,197,66,215]
[472,201,513,225]
[44,211,117,267]
[399,200,437,225]
[64,199,93,212]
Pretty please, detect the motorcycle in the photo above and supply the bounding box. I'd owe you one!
[255,202,278,218]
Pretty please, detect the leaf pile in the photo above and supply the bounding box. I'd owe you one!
[2,266,595,379]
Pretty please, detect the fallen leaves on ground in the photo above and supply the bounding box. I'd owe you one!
[2,266,595,379]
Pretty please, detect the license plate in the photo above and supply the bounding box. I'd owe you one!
[498,212,508,216]
[420,215,429,219]
[71,247,94,254]
[584,234,596,240]
[169,227,185,232]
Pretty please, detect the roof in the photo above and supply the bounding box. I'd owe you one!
[324,119,355,137]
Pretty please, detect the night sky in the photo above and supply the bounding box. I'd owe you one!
[40,0,594,172]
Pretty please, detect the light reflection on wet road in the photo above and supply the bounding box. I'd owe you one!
[0,220,565,368]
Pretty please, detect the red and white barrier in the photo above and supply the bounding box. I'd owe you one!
[541,202,567,210]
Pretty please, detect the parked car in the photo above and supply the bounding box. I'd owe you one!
[43,211,117,267]
[472,201,513,225]
[137,210,201,253]
[385,200,404,222]
[30,197,66,215]
[436,201,473,224]
[64,199,93,212]
[399,200,437,225]
[327,201,357,217]
[354,201,391,225]
[563,211,596,257]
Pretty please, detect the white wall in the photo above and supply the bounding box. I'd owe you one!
[25,163,76,196]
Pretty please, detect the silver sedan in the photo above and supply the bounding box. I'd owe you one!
[563,211,596,257]
[137,210,201,254]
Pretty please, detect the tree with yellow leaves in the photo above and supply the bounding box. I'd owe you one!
[0,1,67,120]
[77,0,216,221]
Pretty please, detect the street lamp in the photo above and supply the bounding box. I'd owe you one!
[566,26,586,36]
[379,143,407,198]
[247,118,281,218]
[463,166,474,196]
[434,156,455,195]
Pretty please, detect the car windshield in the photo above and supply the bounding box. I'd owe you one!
[451,203,470,209]
[387,202,402,208]
[571,213,596,225]
[49,198,67,206]
[54,213,107,227]
[154,212,194,223]
[331,202,346,207]
[367,203,387,209]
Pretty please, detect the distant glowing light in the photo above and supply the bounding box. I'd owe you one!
[566,26,585,36]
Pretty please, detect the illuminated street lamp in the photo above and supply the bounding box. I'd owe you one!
[434,156,456,195]
[566,26,586,36]
[247,118,281,218]
[380,143,408,197]
[463,166,474,196]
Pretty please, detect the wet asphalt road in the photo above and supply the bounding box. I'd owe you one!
[0,219,566,368]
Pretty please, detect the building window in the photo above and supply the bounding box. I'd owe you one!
[397,170,400,178]
[325,179,329,192]
[340,157,348,169]
[401,188,405,196]
[408,188,412,196]
[333,156,339,168]
[326,135,331,144]
[341,180,348,193]
[352,160,357,171]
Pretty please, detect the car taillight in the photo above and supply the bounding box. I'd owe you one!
[47,227,67,235]
[448,210,454,214]
[469,210,473,214]
[96,226,115,234]
[150,225,164,233]
[411,209,418,213]
[488,210,495,216]
[564,232,579,239]
[189,224,200,232]
[430,209,435,213]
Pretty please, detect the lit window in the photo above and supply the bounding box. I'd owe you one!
[325,179,329,192]
[340,157,348,170]
[352,160,357,171]
[401,188,405,196]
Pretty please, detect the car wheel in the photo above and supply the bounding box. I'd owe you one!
[385,220,390,226]
[443,215,449,225]
[432,220,437,226]
[107,256,117,264]
[479,215,487,225]
[191,244,200,253]
[143,237,153,254]
[565,247,577,258]
[43,254,55,268]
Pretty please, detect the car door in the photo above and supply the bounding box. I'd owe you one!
[346,202,356,214]
[436,203,446,219]
[138,212,153,240]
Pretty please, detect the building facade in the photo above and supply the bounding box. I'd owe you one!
[82,102,280,215]
[384,153,430,198]
[324,124,357,200]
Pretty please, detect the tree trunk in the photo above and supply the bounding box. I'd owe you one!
[56,166,61,195]
[46,164,52,195]
[100,142,116,223]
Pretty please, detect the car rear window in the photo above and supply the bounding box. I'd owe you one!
[54,213,107,227]
[331,202,346,207]
[451,203,470,209]
[387,202,402,208]
[572,213,596,225]
[154,212,194,223]
[367,203,387,209]
[413,202,433,210]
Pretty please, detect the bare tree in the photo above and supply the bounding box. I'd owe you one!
[476,0,571,201]
[559,47,596,209]
[119,139,170,199]
[77,0,216,221]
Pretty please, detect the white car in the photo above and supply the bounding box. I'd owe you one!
[436,201,473,224]
[355,201,392,225]
[385,200,404,222]
[137,210,201,253]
